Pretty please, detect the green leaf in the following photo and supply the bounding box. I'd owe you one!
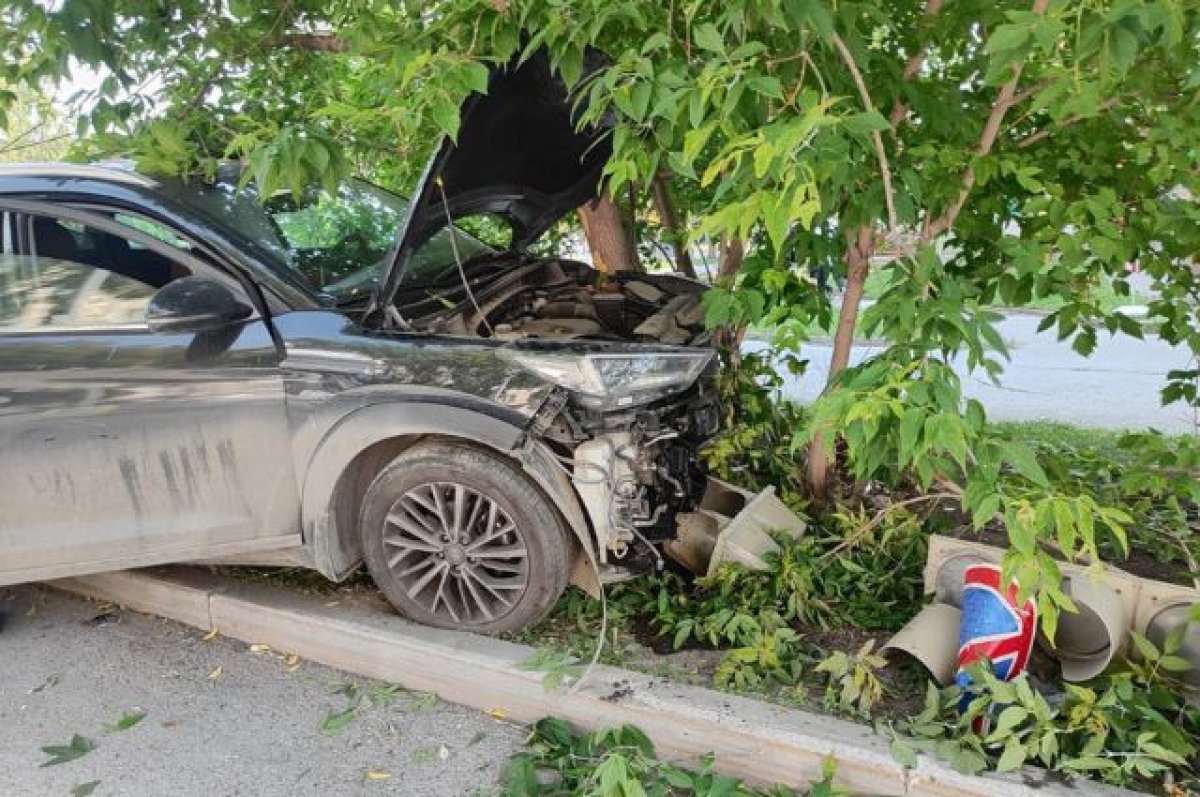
[40,734,95,767]
[996,738,1027,773]
[702,289,735,327]
[71,783,100,797]
[1160,655,1192,673]
[989,706,1028,738]
[1130,632,1160,663]
[1001,442,1049,487]
[318,705,358,736]
[949,746,988,775]
[429,101,461,140]
[889,737,919,768]
[1063,756,1118,772]
[971,493,1001,531]
[110,710,147,732]
[985,23,1032,56]
[746,76,784,101]
[462,62,490,95]
[692,23,724,54]
[842,110,889,139]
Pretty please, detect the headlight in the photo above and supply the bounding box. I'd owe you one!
[499,348,713,409]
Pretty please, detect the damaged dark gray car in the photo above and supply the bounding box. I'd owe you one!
[0,53,730,632]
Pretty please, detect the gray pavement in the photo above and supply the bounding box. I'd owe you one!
[0,585,522,797]
[750,311,1197,432]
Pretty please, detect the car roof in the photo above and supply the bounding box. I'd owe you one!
[0,160,161,188]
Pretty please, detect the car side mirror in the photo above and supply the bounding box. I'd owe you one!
[146,276,252,334]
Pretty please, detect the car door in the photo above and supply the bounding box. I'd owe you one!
[0,201,302,585]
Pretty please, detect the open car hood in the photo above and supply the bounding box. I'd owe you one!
[370,48,610,316]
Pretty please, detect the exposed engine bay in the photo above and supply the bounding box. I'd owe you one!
[395,256,711,347]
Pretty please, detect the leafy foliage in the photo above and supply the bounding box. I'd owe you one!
[703,350,812,508]
[499,717,843,797]
[7,4,1200,789]
[891,630,1200,791]
[814,641,886,718]
[0,84,70,162]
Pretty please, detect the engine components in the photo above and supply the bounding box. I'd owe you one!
[414,258,709,345]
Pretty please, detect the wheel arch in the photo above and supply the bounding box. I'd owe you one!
[301,401,598,592]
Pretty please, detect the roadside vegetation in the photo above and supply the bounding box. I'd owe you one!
[506,358,1200,794]
[490,718,844,797]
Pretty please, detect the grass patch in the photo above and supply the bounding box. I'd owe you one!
[992,420,1131,451]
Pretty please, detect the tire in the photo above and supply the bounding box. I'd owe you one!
[359,441,570,633]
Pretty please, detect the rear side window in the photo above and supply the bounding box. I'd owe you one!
[0,215,192,332]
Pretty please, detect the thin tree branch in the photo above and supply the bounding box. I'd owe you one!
[831,32,897,232]
[276,33,349,52]
[924,0,1052,240]
[0,132,72,155]
[888,0,944,131]
[1007,80,1051,109]
[650,171,697,278]
[820,491,959,562]
[1016,96,1123,149]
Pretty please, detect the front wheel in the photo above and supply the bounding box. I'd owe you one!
[359,441,570,633]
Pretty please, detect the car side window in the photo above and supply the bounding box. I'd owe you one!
[0,214,193,333]
[112,213,193,252]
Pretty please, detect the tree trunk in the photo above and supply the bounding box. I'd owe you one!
[578,194,637,273]
[717,234,743,280]
[715,235,746,357]
[806,226,874,497]
[650,172,697,278]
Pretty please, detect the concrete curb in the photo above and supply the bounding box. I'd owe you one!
[52,569,1141,797]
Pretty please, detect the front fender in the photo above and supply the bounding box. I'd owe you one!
[300,400,598,587]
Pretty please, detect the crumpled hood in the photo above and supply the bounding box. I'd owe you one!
[371,48,611,316]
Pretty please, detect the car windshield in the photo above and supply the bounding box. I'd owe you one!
[159,176,494,303]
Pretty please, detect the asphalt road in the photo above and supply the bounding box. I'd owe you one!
[750,311,1197,432]
[0,585,523,797]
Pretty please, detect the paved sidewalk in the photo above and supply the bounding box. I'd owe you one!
[0,585,521,797]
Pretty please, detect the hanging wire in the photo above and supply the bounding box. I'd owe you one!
[435,176,494,337]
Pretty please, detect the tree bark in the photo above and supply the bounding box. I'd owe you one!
[578,194,638,273]
[713,235,746,358]
[650,172,697,278]
[806,226,875,497]
[717,234,743,280]
[276,33,349,52]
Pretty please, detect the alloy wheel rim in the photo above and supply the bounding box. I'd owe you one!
[382,482,529,623]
